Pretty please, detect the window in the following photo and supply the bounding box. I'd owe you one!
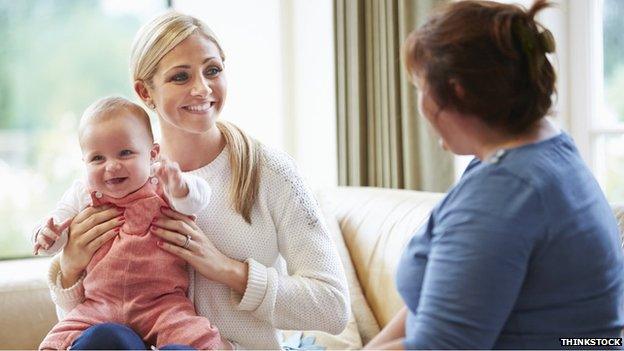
[0,0,167,259]
[595,0,624,202]
[569,0,624,203]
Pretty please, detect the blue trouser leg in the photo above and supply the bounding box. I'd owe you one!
[160,344,196,350]
[71,323,146,350]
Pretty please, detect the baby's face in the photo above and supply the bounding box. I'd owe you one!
[80,113,156,199]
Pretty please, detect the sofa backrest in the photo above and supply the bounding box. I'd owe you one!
[320,186,624,330]
[318,187,444,328]
[611,204,624,246]
[0,258,57,350]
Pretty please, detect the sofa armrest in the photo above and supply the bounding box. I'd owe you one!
[0,257,57,350]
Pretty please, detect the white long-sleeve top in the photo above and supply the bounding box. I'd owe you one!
[32,174,212,256]
[46,145,350,349]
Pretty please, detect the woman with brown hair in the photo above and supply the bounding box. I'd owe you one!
[366,0,624,349]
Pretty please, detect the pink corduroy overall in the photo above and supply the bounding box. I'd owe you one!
[39,179,221,350]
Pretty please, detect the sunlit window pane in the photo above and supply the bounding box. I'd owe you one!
[594,134,624,202]
[598,0,624,202]
[0,0,166,259]
[603,0,624,125]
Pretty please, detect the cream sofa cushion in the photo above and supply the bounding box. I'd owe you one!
[611,203,624,243]
[322,187,443,328]
[0,258,56,350]
[317,189,381,344]
[282,193,365,349]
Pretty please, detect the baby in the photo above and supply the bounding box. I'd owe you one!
[33,97,229,350]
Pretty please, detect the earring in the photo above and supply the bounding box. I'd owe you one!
[147,101,156,109]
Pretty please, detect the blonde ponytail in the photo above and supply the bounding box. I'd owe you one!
[216,120,263,224]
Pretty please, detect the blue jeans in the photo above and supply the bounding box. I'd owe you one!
[71,323,194,350]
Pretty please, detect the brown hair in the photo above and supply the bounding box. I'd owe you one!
[403,0,556,135]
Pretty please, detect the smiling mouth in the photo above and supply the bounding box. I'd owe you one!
[105,177,128,185]
[182,102,215,113]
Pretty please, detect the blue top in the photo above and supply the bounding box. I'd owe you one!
[396,132,624,349]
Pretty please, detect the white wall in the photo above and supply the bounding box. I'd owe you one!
[282,0,338,189]
[173,0,338,189]
[174,0,285,150]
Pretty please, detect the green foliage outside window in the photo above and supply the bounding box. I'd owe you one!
[0,0,165,259]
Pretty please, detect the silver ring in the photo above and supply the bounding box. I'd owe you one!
[182,234,191,249]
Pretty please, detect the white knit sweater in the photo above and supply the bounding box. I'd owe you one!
[47,145,350,349]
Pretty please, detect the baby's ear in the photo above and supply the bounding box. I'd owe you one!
[150,143,160,161]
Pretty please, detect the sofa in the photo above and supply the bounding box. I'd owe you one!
[1,186,623,349]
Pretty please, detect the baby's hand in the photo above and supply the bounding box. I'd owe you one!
[152,158,189,198]
[33,217,72,255]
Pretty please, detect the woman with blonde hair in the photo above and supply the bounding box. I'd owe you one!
[46,11,349,349]
[366,0,624,349]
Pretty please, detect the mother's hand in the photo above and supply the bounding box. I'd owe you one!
[60,205,125,288]
[151,208,248,294]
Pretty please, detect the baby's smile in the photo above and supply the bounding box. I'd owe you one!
[105,177,129,186]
